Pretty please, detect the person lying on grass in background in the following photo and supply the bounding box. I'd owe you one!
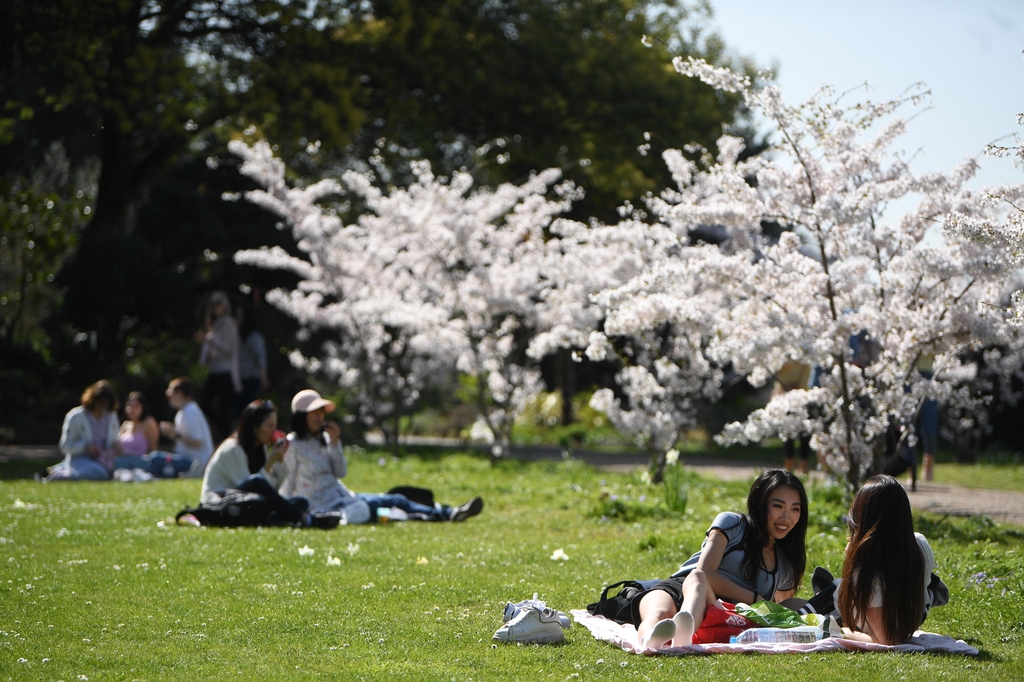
[838,474,941,645]
[632,469,808,649]
[201,399,339,529]
[279,389,483,524]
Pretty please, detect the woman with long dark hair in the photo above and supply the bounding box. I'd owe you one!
[201,400,338,528]
[838,474,936,644]
[632,469,808,649]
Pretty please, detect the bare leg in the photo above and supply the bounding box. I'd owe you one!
[923,453,934,482]
[675,569,714,644]
[636,589,678,648]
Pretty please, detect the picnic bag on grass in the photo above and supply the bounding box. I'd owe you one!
[176,489,273,527]
[587,579,660,624]
[692,602,759,644]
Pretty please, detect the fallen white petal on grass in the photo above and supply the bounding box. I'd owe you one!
[550,548,569,561]
[326,556,341,566]
[346,542,359,556]
[298,545,315,557]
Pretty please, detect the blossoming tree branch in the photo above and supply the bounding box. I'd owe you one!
[230,55,1023,490]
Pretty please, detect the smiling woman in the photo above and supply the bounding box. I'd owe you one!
[629,470,809,650]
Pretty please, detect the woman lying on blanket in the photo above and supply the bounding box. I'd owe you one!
[837,474,938,645]
[633,469,808,649]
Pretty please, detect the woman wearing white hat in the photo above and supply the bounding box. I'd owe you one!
[280,389,483,524]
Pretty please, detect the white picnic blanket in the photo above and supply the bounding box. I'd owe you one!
[571,610,979,656]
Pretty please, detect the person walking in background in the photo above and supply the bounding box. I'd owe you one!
[774,360,812,475]
[234,303,269,418]
[159,377,215,475]
[198,290,241,438]
[916,353,939,482]
[46,381,122,481]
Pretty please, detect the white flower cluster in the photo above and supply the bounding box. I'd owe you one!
[229,62,1024,487]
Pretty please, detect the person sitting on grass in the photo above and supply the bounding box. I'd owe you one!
[279,389,484,524]
[838,474,940,644]
[112,391,195,478]
[632,469,808,649]
[46,380,122,481]
[158,377,215,476]
[201,399,338,529]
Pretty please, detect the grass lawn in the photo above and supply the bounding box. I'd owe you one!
[2,450,1022,681]
[931,451,1024,493]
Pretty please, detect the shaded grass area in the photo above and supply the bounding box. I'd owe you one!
[1,451,1022,680]
[932,450,1024,493]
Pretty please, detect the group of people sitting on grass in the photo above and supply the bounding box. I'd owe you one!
[46,380,483,526]
[629,470,944,648]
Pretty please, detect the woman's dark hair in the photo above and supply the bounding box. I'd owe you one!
[740,469,808,592]
[234,400,276,474]
[838,474,924,644]
[237,303,260,342]
[81,380,120,412]
[125,391,150,420]
[290,410,311,439]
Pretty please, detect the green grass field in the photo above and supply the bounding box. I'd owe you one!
[2,450,1023,681]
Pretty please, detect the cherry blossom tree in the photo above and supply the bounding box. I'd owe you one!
[590,56,1024,489]
[229,139,578,454]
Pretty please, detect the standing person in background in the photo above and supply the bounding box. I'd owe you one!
[159,377,215,476]
[774,360,812,475]
[916,354,939,482]
[46,381,122,481]
[198,291,241,438]
[234,303,269,419]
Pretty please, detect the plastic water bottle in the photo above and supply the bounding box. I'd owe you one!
[730,626,823,644]
[162,456,175,479]
[377,507,391,523]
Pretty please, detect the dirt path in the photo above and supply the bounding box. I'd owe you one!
[599,457,1024,527]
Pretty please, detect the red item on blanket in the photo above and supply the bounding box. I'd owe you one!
[692,602,757,644]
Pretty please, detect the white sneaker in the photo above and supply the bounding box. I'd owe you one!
[493,604,566,644]
[503,595,571,629]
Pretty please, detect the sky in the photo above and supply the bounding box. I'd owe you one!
[709,0,1024,189]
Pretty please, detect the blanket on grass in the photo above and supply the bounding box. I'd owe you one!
[571,610,978,656]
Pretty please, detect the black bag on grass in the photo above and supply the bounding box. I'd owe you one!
[176,489,273,527]
[387,485,435,507]
[587,579,661,624]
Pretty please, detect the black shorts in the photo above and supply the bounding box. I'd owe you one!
[627,576,686,628]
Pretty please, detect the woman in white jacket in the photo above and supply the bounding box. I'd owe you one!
[280,390,483,524]
[47,381,122,481]
[201,400,338,528]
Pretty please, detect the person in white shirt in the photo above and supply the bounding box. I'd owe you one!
[46,380,122,481]
[201,399,338,528]
[158,377,215,475]
[279,389,483,524]
[838,475,943,644]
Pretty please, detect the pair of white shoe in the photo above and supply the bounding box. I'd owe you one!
[640,610,694,650]
[493,595,571,644]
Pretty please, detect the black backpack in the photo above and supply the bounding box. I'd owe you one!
[176,489,274,527]
[586,579,661,625]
